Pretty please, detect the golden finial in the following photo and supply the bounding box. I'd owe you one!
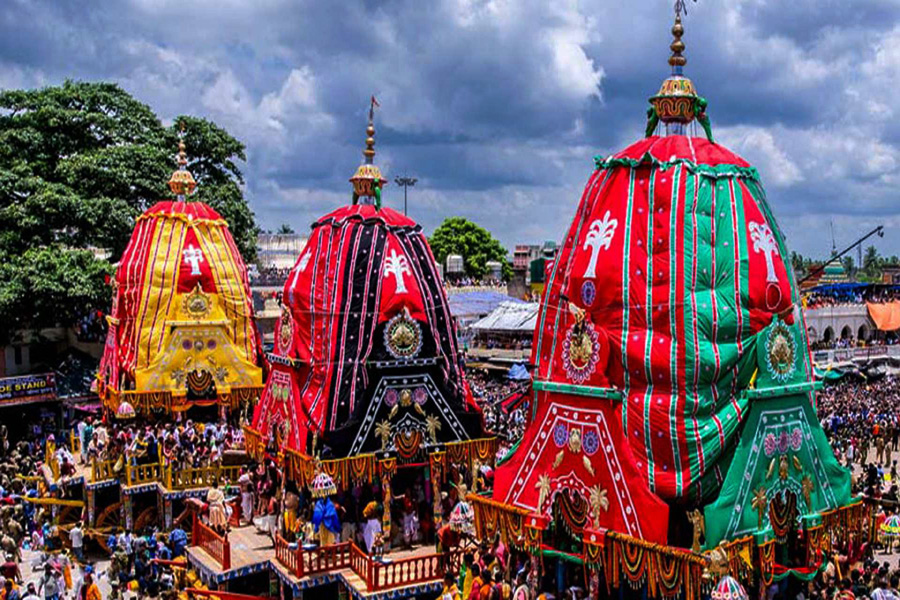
[645,0,714,142]
[349,96,387,207]
[363,96,378,163]
[168,123,197,198]
[668,14,686,70]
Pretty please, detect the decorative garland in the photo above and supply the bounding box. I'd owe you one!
[468,494,529,548]
[604,532,706,600]
[806,525,824,566]
[102,385,263,415]
[768,490,798,542]
[719,536,755,583]
[243,426,264,461]
[394,430,423,459]
[553,490,589,536]
[281,438,498,492]
[758,540,776,586]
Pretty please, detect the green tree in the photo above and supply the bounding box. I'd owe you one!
[0,81,258,343]
[842,256,855,278]
[429,217,511,280]
[863,245,882,280]
[278,223,295,234]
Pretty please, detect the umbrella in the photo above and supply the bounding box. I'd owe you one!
[711,576,749,600]
[449,501,475,536]
[310,472,336,499]
[115,401,136,420]
[881,515,900,537]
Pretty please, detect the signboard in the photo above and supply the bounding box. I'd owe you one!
[0,373,57,407]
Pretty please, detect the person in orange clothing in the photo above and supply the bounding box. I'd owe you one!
[1,579,20,600]
[81,573,101,600]
[467,564,483,600]
[478,570,494,600]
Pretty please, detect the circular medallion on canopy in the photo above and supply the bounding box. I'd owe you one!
[765,320,796,382]
[384,309,422,360]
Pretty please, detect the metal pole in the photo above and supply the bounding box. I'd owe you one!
[799,226,884,285]
[394,176,417,218]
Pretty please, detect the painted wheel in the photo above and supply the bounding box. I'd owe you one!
[134,506,158,532]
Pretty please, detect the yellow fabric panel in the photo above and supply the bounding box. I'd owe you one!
[135,314,262,394]
[195,222,255,362]
[135,216,186,370]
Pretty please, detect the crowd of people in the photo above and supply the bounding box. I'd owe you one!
[7,369,900,600]
[0,433,176,600]
[805,287,900,310]
[71,417,247,475]
[468,370,528,450]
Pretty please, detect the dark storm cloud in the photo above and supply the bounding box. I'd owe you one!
[1,0,899,256]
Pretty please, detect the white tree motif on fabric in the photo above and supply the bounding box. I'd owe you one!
[749,221,779,283]
[582,210,618,279]
[183,244,205,276]
[297,250,311,272]
[383,249,412,294]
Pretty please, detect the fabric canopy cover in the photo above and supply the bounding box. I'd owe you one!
[496,133,851,545]
[519,136,800,503]
[97,201,262,399]
[251,204,483,457]
[867,301,900,331]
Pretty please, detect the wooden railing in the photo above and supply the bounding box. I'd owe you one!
[275,535,299,576]
[370,550,448,592]
[303,542,352,576]
[272,539,457,592]
[126,462,162,486]
[192,515,230,570]
[91,459,118,482]
[349,543,373,587]
[165,465,243,490]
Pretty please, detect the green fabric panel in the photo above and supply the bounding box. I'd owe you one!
[680,172,704,489]
[594,155,761,182]
[703,320,853,546]
[772,562,826,583]
[643,164,658,489]
[669,163,684,497]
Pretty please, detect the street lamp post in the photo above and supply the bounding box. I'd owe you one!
[394,176,417,216]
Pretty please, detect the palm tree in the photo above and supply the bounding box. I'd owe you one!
[383,249,412,293]
[865,245,882,279]
[589,485,609,526]
[375,421,392,451]
[751,486,767,529]
[582,210,618,279]
[425,415,441,443]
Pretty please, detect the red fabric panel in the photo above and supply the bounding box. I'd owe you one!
[176,227,218,293]
[493,391,669,543]
[738,180,793,331]
[614,136,752,168]
[143,200,224,221]
[378,236,426,322]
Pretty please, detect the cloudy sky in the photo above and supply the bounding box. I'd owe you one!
[2,0,900,258]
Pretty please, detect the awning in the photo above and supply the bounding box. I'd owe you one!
[470,302,539,332]
[867,301,900,331]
